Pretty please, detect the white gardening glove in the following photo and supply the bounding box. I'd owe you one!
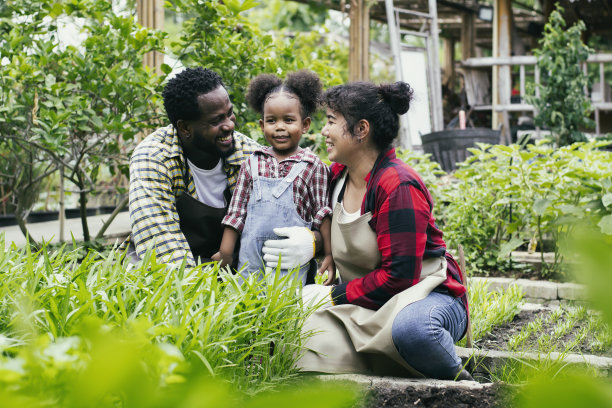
[261,226,315,269]
[302,284,333,310]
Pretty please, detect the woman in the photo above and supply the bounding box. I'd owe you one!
[299,81,471,380]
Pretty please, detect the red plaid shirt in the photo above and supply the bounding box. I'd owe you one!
[223,147,332,232]
[330,148,468,312]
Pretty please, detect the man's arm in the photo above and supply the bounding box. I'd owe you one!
[129,149,195,266]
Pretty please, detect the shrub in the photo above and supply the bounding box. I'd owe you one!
[527,4,594,146]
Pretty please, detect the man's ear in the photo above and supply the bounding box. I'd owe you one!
[302,117,312,133]
[176,119,191,138]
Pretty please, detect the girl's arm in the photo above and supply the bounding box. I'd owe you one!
[212,226,239,267]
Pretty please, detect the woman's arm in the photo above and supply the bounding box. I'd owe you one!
[331,183,431,310]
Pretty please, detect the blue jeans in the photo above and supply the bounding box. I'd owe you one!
[391,291,467,379]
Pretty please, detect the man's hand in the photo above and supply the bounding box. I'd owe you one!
[261,226,315,269]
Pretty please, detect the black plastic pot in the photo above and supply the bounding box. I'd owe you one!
[27,211,59,223]
[65,208,98,219]
[420,128,501,172]
[0,214,17,227]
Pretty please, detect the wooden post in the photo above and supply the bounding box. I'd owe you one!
[493,0,512,143]
[349,0,370,81]
[458,245,473,352]
[137,0,164,75]
[442,37,455,88]
[461,12,474,61]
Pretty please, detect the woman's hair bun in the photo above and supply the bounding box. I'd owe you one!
[378,82,413,115]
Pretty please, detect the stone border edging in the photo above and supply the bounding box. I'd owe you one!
[317,373,487,389]
[471,276,586,303]
[456,346,612,376]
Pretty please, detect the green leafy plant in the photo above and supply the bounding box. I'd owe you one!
[527,4,594,146]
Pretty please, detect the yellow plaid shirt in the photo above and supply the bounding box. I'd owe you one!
[128,124,260,265]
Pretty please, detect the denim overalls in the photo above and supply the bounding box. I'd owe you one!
[238,154,311,285]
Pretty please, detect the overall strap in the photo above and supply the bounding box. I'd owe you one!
[273,160,308,198]
[249,154,262,201]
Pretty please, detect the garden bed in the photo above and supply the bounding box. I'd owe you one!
[477,305,612,358]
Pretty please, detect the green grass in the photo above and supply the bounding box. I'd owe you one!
[0,234,343,405]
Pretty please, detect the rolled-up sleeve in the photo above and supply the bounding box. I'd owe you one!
[310,160,332,230]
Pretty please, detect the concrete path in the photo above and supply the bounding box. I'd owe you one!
[1,212,131,249]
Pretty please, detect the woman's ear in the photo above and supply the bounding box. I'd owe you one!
[302,117,312,133]
[356,119,370,139]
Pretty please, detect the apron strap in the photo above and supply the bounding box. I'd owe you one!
[273,160,308,198]
[249,154,262,201]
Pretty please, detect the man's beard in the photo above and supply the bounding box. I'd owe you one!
[194,131,236,159]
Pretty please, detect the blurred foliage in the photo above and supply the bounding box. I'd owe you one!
[510,225,612,407]
[527,4,594,146]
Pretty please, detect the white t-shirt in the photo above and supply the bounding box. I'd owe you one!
[186,158,228,209]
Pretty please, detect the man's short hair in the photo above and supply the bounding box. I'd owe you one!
[162,67,225,128]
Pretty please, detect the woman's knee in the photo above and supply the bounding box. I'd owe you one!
[391,305,433,350]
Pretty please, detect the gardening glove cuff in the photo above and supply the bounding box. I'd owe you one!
[302,284,333,309]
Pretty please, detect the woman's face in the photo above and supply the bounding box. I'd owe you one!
[322,108,357,164]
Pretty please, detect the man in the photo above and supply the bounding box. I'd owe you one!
[127,67,317,268]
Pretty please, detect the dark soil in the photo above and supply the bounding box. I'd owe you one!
[361,383,513,408]
[477,308,612,358]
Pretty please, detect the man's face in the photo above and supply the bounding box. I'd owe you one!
[188,86,237,158]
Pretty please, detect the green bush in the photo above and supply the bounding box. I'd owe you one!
[439,141,612,277]
[0,0,166,242]
[168,0,345,132]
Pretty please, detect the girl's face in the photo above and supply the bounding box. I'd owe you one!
[259,93,310,160]
[322,108,358,164]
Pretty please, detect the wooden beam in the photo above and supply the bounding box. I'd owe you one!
[137,0,164,75]
[349,0,370,81]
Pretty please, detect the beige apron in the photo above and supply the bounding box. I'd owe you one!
[297,198,447,377]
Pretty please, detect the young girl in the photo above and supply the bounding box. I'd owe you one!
[212,70,334,286]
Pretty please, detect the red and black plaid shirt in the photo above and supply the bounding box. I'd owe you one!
[330,148,468,312]
[223,147,332,232]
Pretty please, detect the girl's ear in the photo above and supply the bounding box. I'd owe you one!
[302,117,312,133]
[259,118,265,132]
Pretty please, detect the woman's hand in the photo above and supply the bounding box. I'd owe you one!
[302,284,334,309]
[317,255,336,286]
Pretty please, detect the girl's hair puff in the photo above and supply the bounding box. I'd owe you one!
[246,70,322,118]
